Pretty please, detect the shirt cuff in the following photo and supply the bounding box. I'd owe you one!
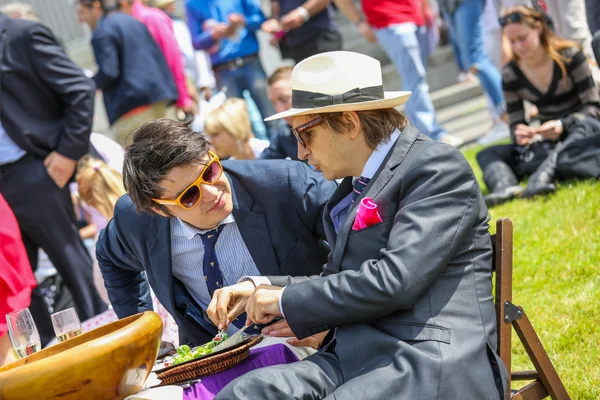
[238,276,271,287]
[279,286,286,319]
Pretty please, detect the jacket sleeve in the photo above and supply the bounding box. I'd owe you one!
[28,23,95,160]
[187,3,217,51]
[289,162,336,240]
[281,144,483,339]
[96,206,152,318]
[266,163,337,286]
[92,31,120,91]
[561,48,600,131]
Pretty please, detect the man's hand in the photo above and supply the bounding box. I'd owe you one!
[357,21,376,43]
[514,123,535,146]
[262,319,328,350]
[535,120,563,141]
[44,151,76,188]
[245,285,284,325]
[261,18,282,34]
[207,281,256,330]
[210,23,230,40]
[228,13,246,28]
[281,9,305,30]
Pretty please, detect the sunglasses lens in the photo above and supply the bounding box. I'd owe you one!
[203,161,222,183]
[291,129,305,148]
[180,185,201,209]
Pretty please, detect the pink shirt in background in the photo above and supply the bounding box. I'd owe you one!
[132,0,193,110]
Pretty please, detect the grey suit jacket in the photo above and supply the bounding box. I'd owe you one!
[270,126,508,399]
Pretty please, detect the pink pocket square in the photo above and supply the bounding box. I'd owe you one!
[352,197,383,231]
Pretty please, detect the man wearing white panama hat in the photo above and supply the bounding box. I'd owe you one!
[209,51,507,399]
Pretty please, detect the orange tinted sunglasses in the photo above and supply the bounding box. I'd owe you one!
[152,151,223,209]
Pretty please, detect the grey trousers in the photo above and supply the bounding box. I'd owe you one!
[215,351,343,400]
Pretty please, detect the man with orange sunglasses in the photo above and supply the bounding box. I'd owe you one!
[96,118,336,347]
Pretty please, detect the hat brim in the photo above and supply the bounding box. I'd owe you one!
[264,91,411,121]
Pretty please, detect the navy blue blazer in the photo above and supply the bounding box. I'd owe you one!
[91,12,177,124]
[0,13,95,160]
[97,160,336,345]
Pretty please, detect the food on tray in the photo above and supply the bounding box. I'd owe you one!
[171,332,229,366]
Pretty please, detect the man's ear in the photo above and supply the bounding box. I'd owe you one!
[343,111,361,140]
[152,205,169,218]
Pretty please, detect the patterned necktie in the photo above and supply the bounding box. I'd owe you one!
[200,225,261,333]
[352,176,371,202]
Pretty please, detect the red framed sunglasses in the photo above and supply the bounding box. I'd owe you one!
[291,117,323,148]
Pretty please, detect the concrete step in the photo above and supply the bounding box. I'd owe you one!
[435,95,488,125]
[441,108,493,143]
[430,80,484,110]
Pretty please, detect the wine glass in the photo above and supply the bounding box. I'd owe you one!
[6,308,41,358]
[51,307,82,343]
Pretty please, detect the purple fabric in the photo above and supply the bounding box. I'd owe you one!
[183,344,299,400]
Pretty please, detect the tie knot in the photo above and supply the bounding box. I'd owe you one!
[200,225,222,245]
[352,176,370,202]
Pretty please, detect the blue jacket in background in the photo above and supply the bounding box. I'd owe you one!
[186,0,265,66]
[91,12,178,124]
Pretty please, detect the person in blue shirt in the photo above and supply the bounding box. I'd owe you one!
[186,0,278,140]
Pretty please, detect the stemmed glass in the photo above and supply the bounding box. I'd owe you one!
[51,307,82,343]
[6,308,40,358]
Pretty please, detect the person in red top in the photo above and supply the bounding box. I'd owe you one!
[0,194,37,367]
[119,0,194,114]
[334,0,464,147]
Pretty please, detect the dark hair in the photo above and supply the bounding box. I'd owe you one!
[78,0,118,12]
[122,118,210,215]
[315,108,408,149]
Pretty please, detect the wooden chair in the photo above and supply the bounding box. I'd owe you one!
[491,218,570,400]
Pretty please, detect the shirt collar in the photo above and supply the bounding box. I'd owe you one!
[177,213,236,240]
[359,128,400,179]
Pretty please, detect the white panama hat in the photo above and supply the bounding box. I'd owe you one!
[264,51,411,121]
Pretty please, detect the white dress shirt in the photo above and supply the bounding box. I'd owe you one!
[0,121,25,165]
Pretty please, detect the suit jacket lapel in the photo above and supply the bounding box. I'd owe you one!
[145,217,175,312]
[228,174,280,277]
[331,126,421,270]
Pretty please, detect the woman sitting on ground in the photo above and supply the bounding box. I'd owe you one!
[477,6,600,206]
[203,98,270,160]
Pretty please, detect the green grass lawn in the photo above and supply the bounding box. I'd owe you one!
[462,144,600,399]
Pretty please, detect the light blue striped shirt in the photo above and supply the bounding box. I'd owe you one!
[170,213,261,322]
[0,121,25,165]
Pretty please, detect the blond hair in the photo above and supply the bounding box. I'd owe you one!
[76,156,125,221]
[503,6,581,83]
[204,98,253,142]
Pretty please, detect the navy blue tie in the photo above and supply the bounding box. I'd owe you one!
[352,176,371,202]
[200,226,261,333]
